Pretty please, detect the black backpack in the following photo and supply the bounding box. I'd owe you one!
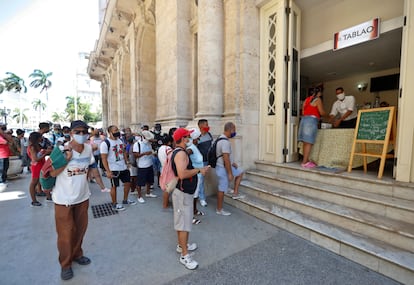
[207,137,228,168]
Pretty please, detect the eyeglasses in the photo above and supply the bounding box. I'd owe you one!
[73,130,88,135]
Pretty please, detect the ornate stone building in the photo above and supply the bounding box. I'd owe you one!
[88,1,414,282]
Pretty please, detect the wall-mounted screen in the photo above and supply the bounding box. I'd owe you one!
[370,74,400,92]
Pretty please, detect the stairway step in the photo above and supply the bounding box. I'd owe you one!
[246,169,414,220]
[225,194,414,284]
[240,179,414,252]
[254,161,414,201]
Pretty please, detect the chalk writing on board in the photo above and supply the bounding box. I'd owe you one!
[356,110,390,140]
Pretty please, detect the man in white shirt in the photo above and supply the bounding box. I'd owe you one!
[100,125,136,211]
[133,130,157,203]
[329,87,358,128]
[50,120,94,281]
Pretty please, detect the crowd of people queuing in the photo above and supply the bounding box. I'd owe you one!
[0,119,245,280]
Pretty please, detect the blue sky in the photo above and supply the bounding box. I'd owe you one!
[0,0,32,25]
[0,0,99,114]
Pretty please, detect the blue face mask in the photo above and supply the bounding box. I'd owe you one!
[230,132,237,138]
[73,134,88,144]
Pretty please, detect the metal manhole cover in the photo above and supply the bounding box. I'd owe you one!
[91,203,119,218]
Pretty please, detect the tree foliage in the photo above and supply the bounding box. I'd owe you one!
[1,72,27,93]
[29,69,52,94]
[11,108,29,124]
[65,96,101,124]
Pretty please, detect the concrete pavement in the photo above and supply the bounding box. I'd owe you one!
[0,171,401,285]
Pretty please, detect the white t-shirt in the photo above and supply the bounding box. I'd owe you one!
[216,135,232,167]
[100,138,127,171]
[330,96,357,121]
[133,141,153,168]
[158,145,172,169]
[52,144,94,206]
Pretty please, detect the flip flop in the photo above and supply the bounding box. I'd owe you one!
[194,210,205,216]
[192,218,201,224]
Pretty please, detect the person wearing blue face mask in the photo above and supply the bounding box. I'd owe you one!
[50,120,95,281]
[215,122,245,216]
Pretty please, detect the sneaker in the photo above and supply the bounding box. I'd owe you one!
[216,209,231,216]
[137,197,146,203]
[228,189,234,194]
[150,185,154,189]
[30,201,42,207]
[232,193,246,200]
[176,243,198,253]
[179,254,198,270]
[101,188,111,193]
[123,199,137,205]
[112,204,126,211]
[199,199,207,207]
[130,191,138,195]
[61,267,73,280]
[46,197,54,203]
[145,193,157,198]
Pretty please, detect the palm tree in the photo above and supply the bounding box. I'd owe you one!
[29,69,52,100]
[32,99,46,122]
[51,111,67,123]
[2,72,28,93]
[1,72,28,127]
[11,108,29,124]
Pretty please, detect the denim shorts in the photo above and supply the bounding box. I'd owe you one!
[215,165,243,192]
[298,116,319,144]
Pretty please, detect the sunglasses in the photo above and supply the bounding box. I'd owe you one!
[73,130,88,135]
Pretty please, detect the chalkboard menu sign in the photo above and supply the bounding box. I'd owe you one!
[356,109,390,141]
[348,107,396,179]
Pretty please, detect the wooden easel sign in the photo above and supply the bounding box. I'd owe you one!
[348,107,396,179]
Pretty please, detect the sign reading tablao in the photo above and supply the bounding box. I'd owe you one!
[334,18,380,51]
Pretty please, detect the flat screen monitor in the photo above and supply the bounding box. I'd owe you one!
[370,74,400,92]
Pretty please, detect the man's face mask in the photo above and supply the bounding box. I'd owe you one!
[336,93,345,101]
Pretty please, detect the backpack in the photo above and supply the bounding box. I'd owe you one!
[207,137,228,168]
[159,149,180,193]
[127,143,138,167]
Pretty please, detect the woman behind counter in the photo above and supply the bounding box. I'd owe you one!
[298,87,326,168]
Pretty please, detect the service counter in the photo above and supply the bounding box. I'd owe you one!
[299,128,391,169]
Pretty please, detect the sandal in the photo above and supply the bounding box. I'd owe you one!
[192,218,201,224]
[194,210,205,216]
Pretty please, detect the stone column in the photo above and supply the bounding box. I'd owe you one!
[196,0,224,118]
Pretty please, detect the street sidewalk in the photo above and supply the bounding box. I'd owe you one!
[0,172,400,285]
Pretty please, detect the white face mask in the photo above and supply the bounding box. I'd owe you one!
[186,139,193,147]
[73,134,88,144]
[336,93,345,101]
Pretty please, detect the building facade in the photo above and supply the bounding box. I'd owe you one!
[88,0,414,183]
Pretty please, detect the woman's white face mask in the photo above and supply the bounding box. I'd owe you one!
[336,93,345,101]
[186,139,193,147]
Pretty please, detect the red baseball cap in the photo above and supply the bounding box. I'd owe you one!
[173,128,194,142]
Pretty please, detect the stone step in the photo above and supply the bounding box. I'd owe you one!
[246,169,414,222]
[254,161,414,201]
[239,179,414,252]
[224,193,414,285]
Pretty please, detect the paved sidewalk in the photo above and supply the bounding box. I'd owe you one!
[0,172,400,285]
